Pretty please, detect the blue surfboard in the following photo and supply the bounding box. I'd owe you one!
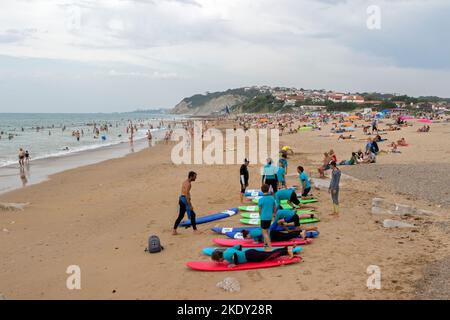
[244,190,264,197]
[202,246,302,256]
[181,208,238,227]
[225,230,319,239]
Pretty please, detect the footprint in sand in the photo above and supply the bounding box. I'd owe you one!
[297,283,309,291]
[209,198,226,205]
[247,270,264,281]
[147,220,156,227]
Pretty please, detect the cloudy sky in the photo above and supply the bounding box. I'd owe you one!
[0,0,449,112]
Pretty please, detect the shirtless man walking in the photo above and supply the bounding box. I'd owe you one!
[173,171,200,235]
[18,148,25,168]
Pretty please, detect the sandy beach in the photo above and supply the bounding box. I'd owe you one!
[1,118,450,300]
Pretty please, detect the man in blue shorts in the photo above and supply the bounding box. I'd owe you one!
[297,166,312,198]
[258,184,276,251]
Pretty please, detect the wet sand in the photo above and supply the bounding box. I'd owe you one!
[0,137,158,194]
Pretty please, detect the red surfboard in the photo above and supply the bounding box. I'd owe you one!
[213,238,312,247]
[187,256,301,271]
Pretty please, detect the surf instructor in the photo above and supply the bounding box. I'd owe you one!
[240,158,250,203]
[173,171,200,235]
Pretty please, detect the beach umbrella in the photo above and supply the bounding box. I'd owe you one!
[259,118,269,122]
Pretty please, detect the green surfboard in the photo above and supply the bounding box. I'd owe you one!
[238,205,259,212]
[240,217,320,225]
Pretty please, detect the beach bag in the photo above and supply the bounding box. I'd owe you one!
[145,235,164,253]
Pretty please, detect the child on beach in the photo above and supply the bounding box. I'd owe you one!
[277,161,286,189]
[328,161,341,217]
[275,188,301,210]
[279,153,288,174]
[173,171,200,235]
[297,166,312,198]
[241,222,318,242]
[211,245,294,266]
[258,184,276,251]
[272,209,303,234]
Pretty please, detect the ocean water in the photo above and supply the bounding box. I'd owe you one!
[0,112,176,168]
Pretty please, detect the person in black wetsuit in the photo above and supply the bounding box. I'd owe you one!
[240,158,250,203]
[173,171,200,235]
[211,245,294,266]
[241,228,302,242]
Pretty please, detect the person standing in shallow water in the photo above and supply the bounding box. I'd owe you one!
[328,161,341,217]
[18,148,25,168]
[173,171,200,235]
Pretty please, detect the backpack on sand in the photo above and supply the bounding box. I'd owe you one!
[145,235,164,253]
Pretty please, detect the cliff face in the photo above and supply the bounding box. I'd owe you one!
[171,95,245,116]
[171,100,192,114]
[170,88,264,115]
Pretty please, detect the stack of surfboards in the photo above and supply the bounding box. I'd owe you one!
[185,193,321,271]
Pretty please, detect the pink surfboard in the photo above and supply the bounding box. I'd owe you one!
[187,256,301,271]
[213,238,312,247]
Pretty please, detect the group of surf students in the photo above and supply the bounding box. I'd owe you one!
[241,154,312,201]
[211,185,318,265]
[171,155,319,266]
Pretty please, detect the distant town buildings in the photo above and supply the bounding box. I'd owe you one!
[241,85,449,112]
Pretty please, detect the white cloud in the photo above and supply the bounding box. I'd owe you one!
[0,0,449,112]
[107,69,181,79]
